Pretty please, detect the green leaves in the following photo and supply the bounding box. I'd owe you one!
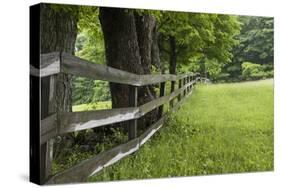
[75,6,105,65]
[72,78,111,105]
[241,62,273,80]
[157,11,240,79]
[220,16,274,81]
[233,16,273,65]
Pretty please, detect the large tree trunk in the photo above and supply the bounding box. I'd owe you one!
[135,14,156,74]
[99,8,143,109]
[40,4,78,180]
[169,36,177,75]
[135,14,159,128]
[99,8,159,132]
[40,4,78,114]
[151,24,163,73]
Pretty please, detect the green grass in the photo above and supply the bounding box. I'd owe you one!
[88,79,273,182]
[72,101,111,112]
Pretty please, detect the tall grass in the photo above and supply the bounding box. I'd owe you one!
[88,79,273,182]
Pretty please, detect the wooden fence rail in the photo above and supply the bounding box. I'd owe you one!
[31,52,192,86]
[32,52,200,184]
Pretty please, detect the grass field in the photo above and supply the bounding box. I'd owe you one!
[88,79,274,182]
[72,101,111,112]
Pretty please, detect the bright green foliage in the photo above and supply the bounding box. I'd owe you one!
[205,58,222,79]
[72,7,109,106]
[157,11,240,79]
[72,79,111,105]
[88,79,273,181]
[241,62,273,80]
[234,16,273,65]
[242,62,262,78]
[75,31,105,64]
[223,16,274,81]
[76,7,105,64]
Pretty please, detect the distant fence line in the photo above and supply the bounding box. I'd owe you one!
[31,52,200,184]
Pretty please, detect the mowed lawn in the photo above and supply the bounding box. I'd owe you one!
[88,79,274,182]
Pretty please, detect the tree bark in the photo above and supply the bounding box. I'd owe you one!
[135,14,158,128]
[169,36,177,75]
[151,24,163,73]
[99,8,160,131]
[99,8,143,110]
[40,4,78,113]
[135,14,156,74]
[40,4,78,181]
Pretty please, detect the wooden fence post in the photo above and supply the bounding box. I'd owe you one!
[128,86,138,140]
[191,75,194,88]
[178,79,182,101]
[158,82,166,119]
[170,80,175,107]
[188,75,191,92]
[183,77,186,96]
[40,75,56,183]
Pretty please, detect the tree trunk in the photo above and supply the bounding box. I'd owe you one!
[40,4,78,181]
[135,14,158,129]
[151,24,163,73]
[135,14,155,74]
[99,8,143,109]
[99,8,160,131]
[169,36,177,75]
[40,4,78,113]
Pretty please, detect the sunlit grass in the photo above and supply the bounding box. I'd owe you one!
[88,79,273,181]
[72,101,111,112]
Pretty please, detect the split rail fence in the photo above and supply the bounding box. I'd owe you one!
[31,52,200,184]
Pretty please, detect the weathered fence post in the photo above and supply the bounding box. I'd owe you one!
[192,74,195,89]
[128,86,138,140]
[40,75,56,183]
[170,80,175,108]
[158,82,166,119]
[197,73,201,84]
[188,75,191,92]
[183,77,186,96]
[192,75,194,88]
[194,73,198,85]
[185,77,188,94]
[178,78,182,101]
[192,75,195,87]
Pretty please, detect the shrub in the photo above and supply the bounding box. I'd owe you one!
[242,62,262,80]
[265,70,274,78]
[241,62,273,80]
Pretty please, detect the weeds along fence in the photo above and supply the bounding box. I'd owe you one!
[31,52,200,184]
